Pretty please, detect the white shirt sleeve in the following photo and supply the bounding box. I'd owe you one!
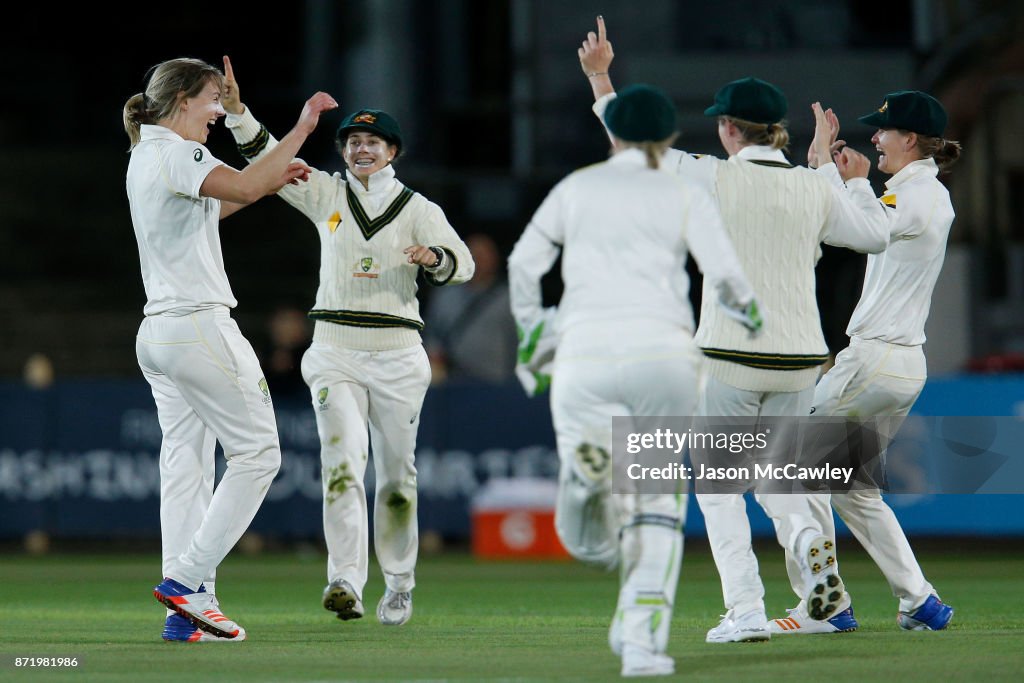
[817,164,889,254]
[162,141,223,199]
[224,105,338,222]
[507,183,565,333]
[413,200,476,285]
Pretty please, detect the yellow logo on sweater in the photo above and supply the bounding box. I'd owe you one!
[881,193,897,209]
[353,257,380,279]
[327,211,342,233]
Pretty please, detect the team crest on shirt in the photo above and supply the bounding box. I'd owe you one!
[258,378,272,405]
[193,148,204,162]
[317,387,330,410]
[354,257,380,279]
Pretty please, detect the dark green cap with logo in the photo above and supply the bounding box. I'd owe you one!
[336,109,403,155]
[857,90,947,137]
[703,77,787,124]
[604,84,677,142]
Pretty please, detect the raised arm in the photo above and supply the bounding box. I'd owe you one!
[808,103,889,252]
[201,56,336,207]
[579,15,616,101]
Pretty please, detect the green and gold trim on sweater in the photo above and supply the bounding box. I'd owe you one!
[701,348,828,370]
[308,309,423,331]
[424,247,458,286]
[346,184,416,240]
[748,159,796,169]
[237,125,270,159]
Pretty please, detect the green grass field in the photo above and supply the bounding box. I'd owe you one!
[1,543,1021,682]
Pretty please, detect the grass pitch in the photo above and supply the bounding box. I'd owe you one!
[0,542,1021,682]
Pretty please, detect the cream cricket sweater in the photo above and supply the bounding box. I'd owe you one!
[695,150,834,392]
[225,108,474,351]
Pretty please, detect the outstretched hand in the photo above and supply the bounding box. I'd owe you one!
[297,92,339,136]
[579,15,614,76]
[272,161,313,193]
[808,102,842,169]
[222,56,244,115]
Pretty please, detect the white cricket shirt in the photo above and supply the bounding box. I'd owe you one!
[508,148,752,337]
[126,124,235,316]
[840,158,954,345]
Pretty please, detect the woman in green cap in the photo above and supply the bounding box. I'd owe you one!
[770,92,961,634]
[509,81,760,677]
[579,16,892,646]
[221,60,474,629]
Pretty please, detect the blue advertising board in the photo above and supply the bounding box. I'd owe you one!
[1,375,1021,540]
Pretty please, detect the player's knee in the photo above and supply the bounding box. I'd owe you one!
[259,446,282,478]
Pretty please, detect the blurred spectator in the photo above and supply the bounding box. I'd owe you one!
[425,233,517,383]
[23,353,55,390]
[263,306,312,398]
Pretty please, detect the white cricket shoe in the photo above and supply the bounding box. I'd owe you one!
[322,579,364,621]
[377,588,413,626]
[621,644,675,677]
[705,608,770,643]
[769,605,858,635]
[162,613,248,642]
[153,578,242,639]
[799,534,846,620]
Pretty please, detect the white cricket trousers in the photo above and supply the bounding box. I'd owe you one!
[136,307,282,592]
[797,336,934,612]
[551,320,699,655]
[695,377,828,616]
[301,340,431,596]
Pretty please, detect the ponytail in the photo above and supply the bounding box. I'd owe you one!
[725,116,790,152]
[123,93,152,149]
[917,135,962,172]
[615,133,679,169]
[123,57,225,151]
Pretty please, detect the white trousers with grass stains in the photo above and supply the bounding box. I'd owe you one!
[302,340,430,596]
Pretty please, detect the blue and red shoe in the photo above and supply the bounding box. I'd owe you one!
[898,595,953,631]
[154,578,242,639]
[770,605,858,634]
[162,613,247,642]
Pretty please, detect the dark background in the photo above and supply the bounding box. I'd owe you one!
[1,0,1021,379]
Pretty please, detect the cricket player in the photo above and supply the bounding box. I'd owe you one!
[580,16,891,644]
[769,91,961,635]
[124,55,336,641]
[221,63,474,627]
[510,83,762,677]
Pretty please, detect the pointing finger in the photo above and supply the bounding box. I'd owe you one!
[597,15,606,43]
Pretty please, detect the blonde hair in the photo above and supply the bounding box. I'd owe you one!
[722,116,790,151]
[915,134,962,172]
[123,58,224,149]
[616,133,680,169]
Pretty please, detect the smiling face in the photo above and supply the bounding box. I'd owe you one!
[180,78,225,144]
[871,128,918,175]
[343,131,397,183]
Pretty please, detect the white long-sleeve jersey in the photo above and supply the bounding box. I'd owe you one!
[592,94,888,392]
[225,107,474,351]
[818,158,955,346]
[508,148,754,344]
